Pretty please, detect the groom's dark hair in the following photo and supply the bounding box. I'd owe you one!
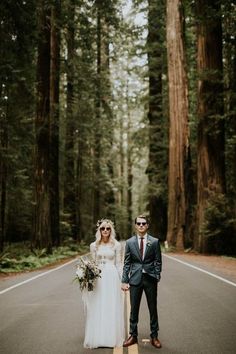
[135,215,150,225]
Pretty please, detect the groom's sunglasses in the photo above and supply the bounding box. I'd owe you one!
[136,222,147,226]
[100,227,111,231]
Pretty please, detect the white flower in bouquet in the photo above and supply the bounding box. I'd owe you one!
[76,267,84,279]
[74,258,101,291]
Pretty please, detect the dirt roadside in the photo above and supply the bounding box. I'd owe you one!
[166,252,236,283]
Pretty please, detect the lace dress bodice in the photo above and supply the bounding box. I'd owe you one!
[90,241,123,276]
[96,246,116,265]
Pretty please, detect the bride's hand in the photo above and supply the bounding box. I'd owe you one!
[121,283,130,291]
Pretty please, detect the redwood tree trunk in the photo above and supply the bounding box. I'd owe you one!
[34,0,51,251]
[127,109,133,237]
[166,0,190,250]
[93,0,112,222]
[233,41,236,216]
[50,1,61,246]
[64,0,77,240]
[0,85,8,252]
[146,0,166,239]
[93,1,102,223]
[195,0,225,252]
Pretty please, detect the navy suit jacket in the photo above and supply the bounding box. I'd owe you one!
[121,234,162,286]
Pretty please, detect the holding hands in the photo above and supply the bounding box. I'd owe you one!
[121,283,130,291]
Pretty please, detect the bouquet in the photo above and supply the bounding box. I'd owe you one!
[74,258,101,291]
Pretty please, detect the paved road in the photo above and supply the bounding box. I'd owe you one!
[0,254,235,354]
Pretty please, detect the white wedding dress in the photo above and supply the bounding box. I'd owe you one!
[83,241,125,348]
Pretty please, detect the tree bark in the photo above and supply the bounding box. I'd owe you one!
[50,0,61,246]
[33,0,51,251]
[0,85,8,252]
[147,0,166,239]
[64,0,77,240]
[232,38,236,217]
[166,0,190,250]
[127,109,133,237]
[195,0,225,252]
[93,1,102,223]
[93,0,112,222]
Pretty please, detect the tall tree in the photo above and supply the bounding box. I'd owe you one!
[93,0,103,223]
[223,0,236,214]
[127,107,133,237]
[34,0,61,250]
[146,0,167,239]
[34,0,51,250]
[50,0,61,246]
[0,0,36,250]
[194,0,225,252]
[64,0,77,239]
[76,5,97,241]
[0,85,8,252]
[93,0,115,223]
[166,0,190,250]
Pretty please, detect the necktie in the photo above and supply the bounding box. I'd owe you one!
[140,237,144,259]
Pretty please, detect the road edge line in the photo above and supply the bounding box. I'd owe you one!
[0,258,78,295]
[163,254,236,287]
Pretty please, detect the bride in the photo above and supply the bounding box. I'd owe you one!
[83,219,125,348]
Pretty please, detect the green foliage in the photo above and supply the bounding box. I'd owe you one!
[0,240,89,273]
[0,0,36,244]
[222,0,236,207]
[60,219,74,240]
[203,193,236,255]
[1,0,235,255]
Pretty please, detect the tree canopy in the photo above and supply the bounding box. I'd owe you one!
[0,0,235,255]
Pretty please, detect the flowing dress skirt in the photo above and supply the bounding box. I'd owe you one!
[83,263,125,348]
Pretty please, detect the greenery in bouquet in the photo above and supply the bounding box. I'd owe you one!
[74,258,101,291]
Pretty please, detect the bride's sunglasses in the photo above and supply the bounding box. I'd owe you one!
[100,227,111,231]
[136,222,147,226]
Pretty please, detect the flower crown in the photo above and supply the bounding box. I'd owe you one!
[96,218,115,228]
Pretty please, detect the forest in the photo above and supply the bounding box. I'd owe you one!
[0,0,235,259]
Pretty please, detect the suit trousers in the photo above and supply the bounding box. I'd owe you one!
[129,273,159,338]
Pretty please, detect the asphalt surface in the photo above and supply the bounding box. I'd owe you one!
[0,254,235,354]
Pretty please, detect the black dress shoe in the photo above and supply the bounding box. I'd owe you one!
[151,337,162,348]
[123,335,138,347]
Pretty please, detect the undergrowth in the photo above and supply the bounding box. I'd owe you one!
[0,239,89,273]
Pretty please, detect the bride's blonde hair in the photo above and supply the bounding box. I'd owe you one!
[95,219,116,247]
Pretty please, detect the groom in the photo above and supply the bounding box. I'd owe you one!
[121,215,162,349]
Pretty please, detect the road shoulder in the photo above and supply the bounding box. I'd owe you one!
[165,252,236,283]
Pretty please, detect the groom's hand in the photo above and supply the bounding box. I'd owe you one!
[121,283,130,291]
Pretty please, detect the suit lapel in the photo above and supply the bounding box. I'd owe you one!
[143,234,151,259]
